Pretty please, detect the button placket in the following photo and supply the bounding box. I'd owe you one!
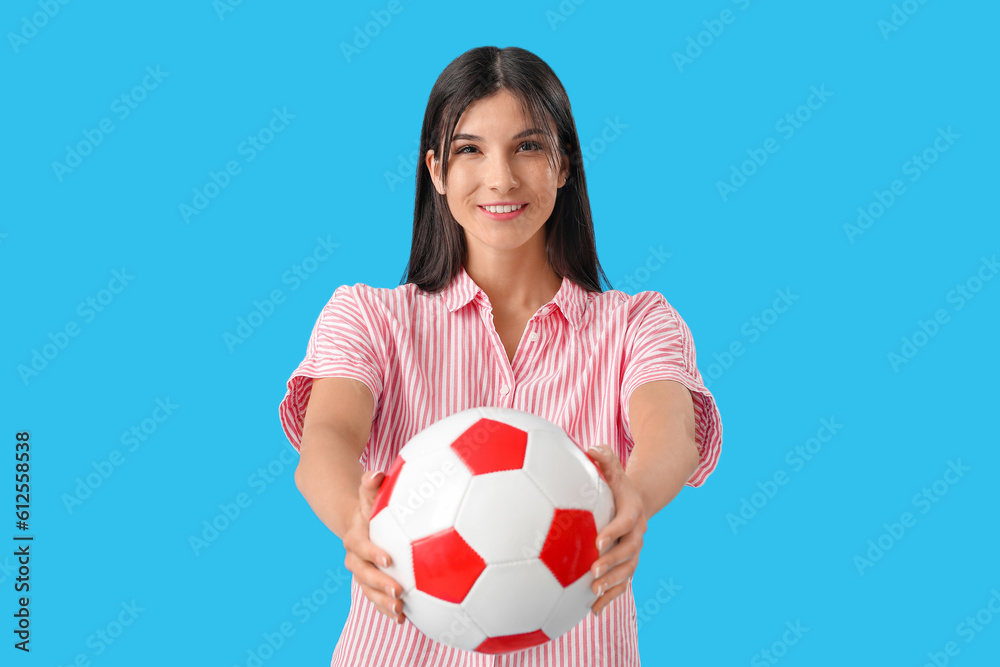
[480,301,515,404]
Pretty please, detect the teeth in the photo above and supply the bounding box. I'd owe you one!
[483,204,523,213]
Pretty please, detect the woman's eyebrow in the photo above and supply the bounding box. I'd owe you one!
[452,128,544,142]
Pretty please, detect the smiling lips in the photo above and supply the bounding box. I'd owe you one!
[478,203,528,220]
[480,203,526,213]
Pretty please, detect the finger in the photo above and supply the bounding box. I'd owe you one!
[595,503,641,552]
[345,549,405,599]
[592,556,637,599]
[591,535,639,583]
[358,470,385,518]
[591,580,629,616]
[348,527,397,572]
[586,445,619,479]
[361,585,407,624]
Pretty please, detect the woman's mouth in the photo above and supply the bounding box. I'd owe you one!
[478,203,527,220]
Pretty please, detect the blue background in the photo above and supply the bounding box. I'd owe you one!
[3,0,998,665]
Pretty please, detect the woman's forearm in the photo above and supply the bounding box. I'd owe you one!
[294,424,367,541]
[626,442,699,522]
[624,380,702,522]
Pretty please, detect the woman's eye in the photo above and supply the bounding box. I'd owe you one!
[454,141,542,155]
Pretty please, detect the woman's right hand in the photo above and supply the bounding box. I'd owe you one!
[342,470,406,625]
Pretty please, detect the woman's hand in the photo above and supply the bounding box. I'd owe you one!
[342,470,406,625]
[586,445,648,617]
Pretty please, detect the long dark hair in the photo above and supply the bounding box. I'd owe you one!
[399,46,612,294]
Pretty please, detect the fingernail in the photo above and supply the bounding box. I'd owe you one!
[597,538,606,551]
[386,586,396,598]
[593,565,603,578]
[380,555,389,567]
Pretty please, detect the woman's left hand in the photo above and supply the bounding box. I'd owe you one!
[586,444,648,617]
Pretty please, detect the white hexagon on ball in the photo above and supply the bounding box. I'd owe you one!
[542,570,599,640]
[402,408,488,460]
[368,509,416,595]
[454,470,554,562]
[404,588,487,652]
[593,480,615,534]
[522,430,602,511]
[464,560,564,637]
[390,447,472,541]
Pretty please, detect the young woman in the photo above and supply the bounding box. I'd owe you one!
[279,45,722,666]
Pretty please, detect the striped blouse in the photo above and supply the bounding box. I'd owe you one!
[278,264,723,666]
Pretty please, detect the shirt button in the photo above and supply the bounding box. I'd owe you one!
[528,332,539,342]
[499,385,510,396]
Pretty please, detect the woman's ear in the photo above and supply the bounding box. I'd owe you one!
[426,149,445,195]
[559,150,570,188]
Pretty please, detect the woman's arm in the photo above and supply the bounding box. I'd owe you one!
[586,379,702,616]
[625,379,701,520]
[294,376,374,540]
[294,377,407,624]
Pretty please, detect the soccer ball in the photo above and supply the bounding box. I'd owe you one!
[369,406,616,654]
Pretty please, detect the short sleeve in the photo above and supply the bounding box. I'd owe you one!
[278,284,385,453]
[619,292,722,487]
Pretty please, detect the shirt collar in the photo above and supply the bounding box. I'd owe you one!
[439,264,588,331]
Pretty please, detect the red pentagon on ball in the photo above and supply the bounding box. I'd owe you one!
[412,527,486,603]
[450,419,528,475]
[370,455,406,520]
[476,629,551,654]
[540,509,599,586]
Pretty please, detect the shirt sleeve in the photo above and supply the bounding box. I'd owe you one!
[278,283,385,453]
[619,291,722,487]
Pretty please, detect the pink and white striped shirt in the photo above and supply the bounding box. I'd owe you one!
[279,264,723,666]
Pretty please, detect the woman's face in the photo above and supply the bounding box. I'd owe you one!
[426,89,569,259]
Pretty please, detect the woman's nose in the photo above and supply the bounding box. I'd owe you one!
[485,155,518,191]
